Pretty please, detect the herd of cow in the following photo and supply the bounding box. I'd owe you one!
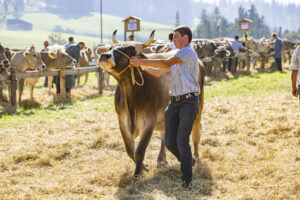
[0,43,92,102]
[1,30,299,177]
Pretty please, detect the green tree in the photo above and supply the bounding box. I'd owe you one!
[48,32,67,45]
[284,31,300,42]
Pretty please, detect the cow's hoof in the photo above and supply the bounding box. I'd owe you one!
[141,163,149,172]
[157,160,168,168]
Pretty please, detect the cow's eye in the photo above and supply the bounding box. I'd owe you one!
[33,55,37,57]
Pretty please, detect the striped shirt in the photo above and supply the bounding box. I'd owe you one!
[170,45,200,96]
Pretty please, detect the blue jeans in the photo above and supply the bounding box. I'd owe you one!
[165,95,199,183]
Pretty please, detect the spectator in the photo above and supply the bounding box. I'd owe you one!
[165,32,177,52]
[272,33,283,71]
[230,36,247,73]
[54,42,85,95]
[128,34,134,41]
[290,45,300,102]
[65,36,74,49]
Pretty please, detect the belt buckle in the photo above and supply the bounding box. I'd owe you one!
[175,96,180,101]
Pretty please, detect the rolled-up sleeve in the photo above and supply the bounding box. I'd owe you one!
[290,46,300,70]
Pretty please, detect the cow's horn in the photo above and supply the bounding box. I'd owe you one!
[112,30,118,44]
[141,30,155,49]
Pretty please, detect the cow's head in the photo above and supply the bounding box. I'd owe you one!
[24,46,46,70]
[98,30,154,79]
[79,48,92,67]
[214,45,231,60]
[0,43,10,70]
[48,50,77,69]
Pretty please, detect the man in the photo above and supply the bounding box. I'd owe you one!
[165,32,176,52]
[230,36,246,73]
[272,33,283,71]
[65,36,74,49]
[290,45,300,101]
[54,42,85,94]
[130,26,199,188]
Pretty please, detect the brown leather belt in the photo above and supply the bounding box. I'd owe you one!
[170,92,199,102]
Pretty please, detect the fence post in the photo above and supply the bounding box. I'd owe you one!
[59,67,66,98]
[0,81,3,103]
[10,67,17,106]
[97,67,103,95]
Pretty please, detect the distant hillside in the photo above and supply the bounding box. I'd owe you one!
[1,0,299,34]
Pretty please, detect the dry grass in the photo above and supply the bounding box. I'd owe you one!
[0,93,299,199]
[0,74,299,199]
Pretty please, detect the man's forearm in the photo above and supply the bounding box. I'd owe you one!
[137,59,172,68]
[291,70,298,88]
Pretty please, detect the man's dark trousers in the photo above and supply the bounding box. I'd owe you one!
[165,95,199,184]
[275,57,282,71]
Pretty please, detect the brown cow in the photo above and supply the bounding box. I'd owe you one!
[98,30,205,177]
[75,47,92,87]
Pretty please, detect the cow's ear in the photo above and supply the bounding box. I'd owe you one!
[150,46,156,52]
[88,48,91,52]
[96,47,108,55]
[48,51,57,59]
[23,51,30,57]
[11,52,16,59]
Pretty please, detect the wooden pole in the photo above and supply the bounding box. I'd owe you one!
[97,67,103,95]
[0,81,3,103]
[10,67,17,106]
[59,67,66,98]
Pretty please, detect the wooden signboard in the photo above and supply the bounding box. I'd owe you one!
[238,18,252,31]
[123,16,141,32]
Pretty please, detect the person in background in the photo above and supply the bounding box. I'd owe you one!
[41,41,49,87]
[54,42,85,95]
[272,33,283,71]
[290,45,300,102]
[230,36,247,73]
[128,35,134,41]
[165,32,177,52]
[65,36,74,49]
[130,26,199,189]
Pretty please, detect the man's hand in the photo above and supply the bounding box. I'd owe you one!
[130,57,141,67]
[292,86,298,97]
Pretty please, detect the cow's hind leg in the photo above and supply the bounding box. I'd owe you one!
[157,131,167,167]
[134,126,154,177]
[192,92,204,161]
[84,73,88,85]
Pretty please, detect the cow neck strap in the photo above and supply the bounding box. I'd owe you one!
[114,49,144,86]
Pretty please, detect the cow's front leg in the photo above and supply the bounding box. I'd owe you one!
[29,84,34,101]
[118,118,135,162]
[18,79,24,103]
[157,131,167,167]
[134,125,154,177]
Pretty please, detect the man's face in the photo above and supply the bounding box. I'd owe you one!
[44,42,49,47]
[173,31,188,49]
[79,44,85,50]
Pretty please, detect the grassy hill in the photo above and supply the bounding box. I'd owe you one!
[0,12,173,49]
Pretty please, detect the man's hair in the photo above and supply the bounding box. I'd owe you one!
[234,36,239,40]
[168,33,173,41]
[69,36,74,42]
[272,32,277,37]
[173,25,192,43]
[78,42,85,46]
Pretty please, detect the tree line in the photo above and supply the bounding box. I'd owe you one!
[193,4,270,39]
